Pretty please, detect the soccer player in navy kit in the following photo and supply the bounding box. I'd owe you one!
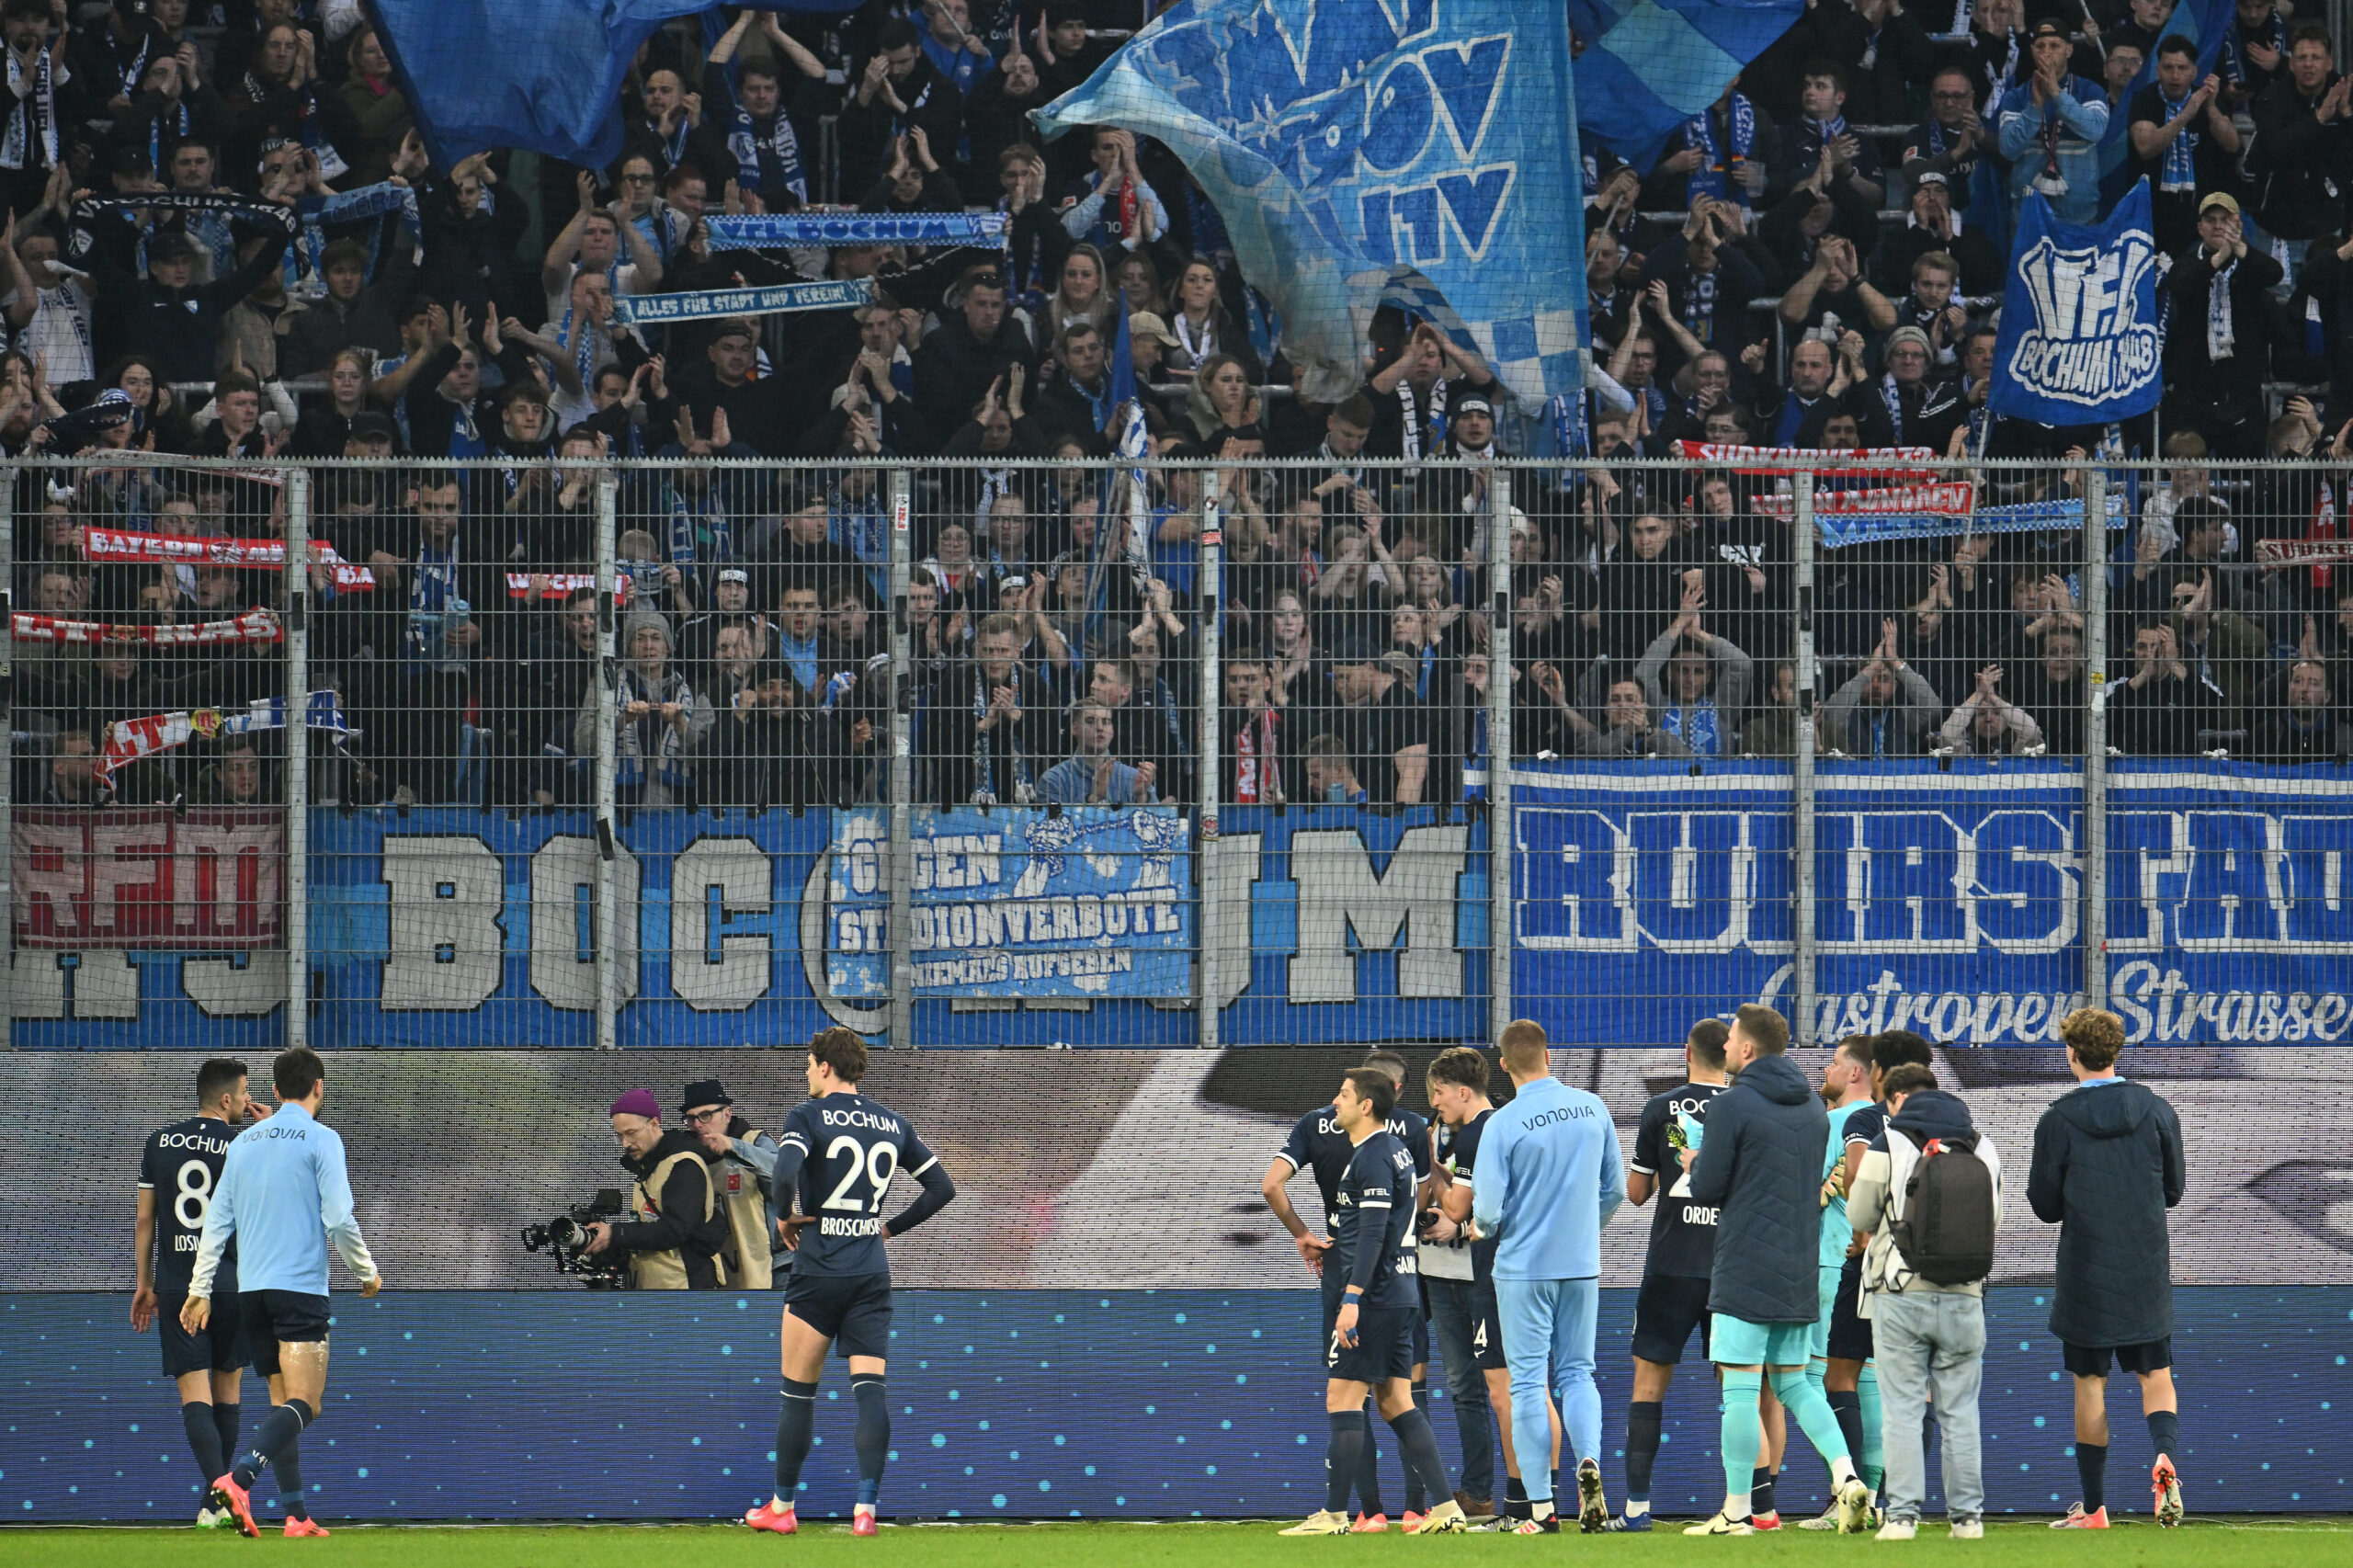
[745,1028,957,1538]
[1615,1018,1733,1529]
[1280,1069,1468,1536]
[1261,1054,1432,1531]
[133,1058,263,1529]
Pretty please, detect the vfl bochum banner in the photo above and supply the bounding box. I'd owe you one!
[1032,0,1587,408]
[1989,180,2165,426]
[828,808,1194,999]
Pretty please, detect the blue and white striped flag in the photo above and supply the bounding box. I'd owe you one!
[1566,0,1804,170]
[1033,0,1588,408]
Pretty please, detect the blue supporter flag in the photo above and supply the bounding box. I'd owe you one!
[1989,180,2165,426]
[372,1,859,167]
[1565,0,1804,171]
[1033,0,1589,407]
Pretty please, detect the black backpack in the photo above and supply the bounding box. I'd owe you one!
[1887,1131,1996,1287]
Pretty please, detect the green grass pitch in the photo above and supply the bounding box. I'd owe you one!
[10,1518,2353,1566]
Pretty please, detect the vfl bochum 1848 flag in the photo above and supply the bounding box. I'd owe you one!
[1032,0,1586,408]
[1988,181,2164,426]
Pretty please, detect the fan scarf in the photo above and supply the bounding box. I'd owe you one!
[14,608,280,646]
[99,691,353,784]
[82,525,377,589]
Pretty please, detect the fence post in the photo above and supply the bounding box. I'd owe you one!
[593,478,621,1052]
[283,470,310,1051]
[887,469,915,1051]
[0,471,13,1047]
[1793,471,1819,1049]
[1487,467,1514,1047]
[1197,489,1222,1051]
[2082,465,2109,1013]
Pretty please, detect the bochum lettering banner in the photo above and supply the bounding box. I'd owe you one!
[13,770,2353,1049]
[1988,178,2164,426]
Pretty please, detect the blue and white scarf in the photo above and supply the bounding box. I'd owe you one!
[965,664,1032,805]
[1687,94,1755,210]
[703,211,1006,249]
[610,278,871,326]
[666,484,735,573]
[1687,268,1718,343]
[725,104,808,204]
[2156,86,2199,190]
[1661,701,1723,756]
[2222,13,2287,85]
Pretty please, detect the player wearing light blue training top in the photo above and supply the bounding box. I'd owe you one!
[1468,1020,1626,1534]
[183,1049,380,1540]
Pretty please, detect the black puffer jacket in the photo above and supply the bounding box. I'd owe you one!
[1688,1052,1830,1325]
[2028,1080,2186,1347]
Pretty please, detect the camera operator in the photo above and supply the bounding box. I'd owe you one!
[585,1090,729,1289]
[683,1078,784,1290]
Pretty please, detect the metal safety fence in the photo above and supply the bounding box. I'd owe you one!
[4,453,2349,1051]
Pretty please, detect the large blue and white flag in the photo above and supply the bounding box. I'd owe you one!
[1565,0,1803,171]
[1032,0,1586,407]
[1989,181,2165,426]
[373,1,861,168]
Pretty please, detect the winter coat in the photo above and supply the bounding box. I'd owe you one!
[2027,1079,2186,1347]
[1687,1052,1832,1325]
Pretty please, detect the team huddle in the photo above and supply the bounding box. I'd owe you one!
[128,1012,2183,1536]
[1262,1008,2188,1538]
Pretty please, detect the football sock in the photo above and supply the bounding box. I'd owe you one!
[775,1379,818,1498]
[1404,1381,1431,1512]
[1353,1407,1383,1516]
[851,1375,890,1509]
[1624,1400,1664,1506]
[1827,1390,1866,1493]
[1752,1467,1777,1517]
[1503,1473,1529,1520]
[211,1404,241,1473]
[1858,1364,1884,1494]
[1387,1405,1454,1510]
[273,1433,308,1521]
[2147,1409,2179,1461]
[1719,1370,1763,1506]
[1325,1410,1366,1515]
[2077,1442,2108,1513]
[232,1398,311,1490]
[181,1403,225,1484]
[1768,1367,1856,1486]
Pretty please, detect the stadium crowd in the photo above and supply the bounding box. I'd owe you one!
[8,0,2353,813]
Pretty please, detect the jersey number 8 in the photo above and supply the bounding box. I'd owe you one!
[821,1137,898,1214]
[175,1159,214,1231]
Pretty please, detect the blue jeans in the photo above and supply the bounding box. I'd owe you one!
[1494,1276,1600,1504]
[1424,1274,1496,1501]
[1871,1290,1986,1523]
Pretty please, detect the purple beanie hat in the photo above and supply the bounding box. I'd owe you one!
[609,1088,662,1119]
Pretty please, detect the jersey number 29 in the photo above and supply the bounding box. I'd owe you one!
[822,1137,898,1213]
